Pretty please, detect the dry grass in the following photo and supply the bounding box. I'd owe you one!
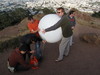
[74,9,100,29]
[76,18,100,29]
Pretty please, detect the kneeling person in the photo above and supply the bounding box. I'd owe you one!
[7,47,38,73]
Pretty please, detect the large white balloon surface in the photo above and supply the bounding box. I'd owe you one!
[38,14,62,43]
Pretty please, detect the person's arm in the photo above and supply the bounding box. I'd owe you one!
[45,15,66,32]
[72,17,76,30]
[29,50,35,54]
[31,29,39,33]
[31,20,40,33]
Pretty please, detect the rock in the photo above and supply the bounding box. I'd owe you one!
[95,36,100,45]
[80,33,100,45]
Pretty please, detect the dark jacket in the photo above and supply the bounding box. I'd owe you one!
[20,33,42,45]
[45,14,73,38]
[68,15,76,27]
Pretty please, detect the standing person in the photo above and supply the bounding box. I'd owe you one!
[68,10,76,46]
[27,16,40,37]
[27,16,43,60]
[42,7,76,62]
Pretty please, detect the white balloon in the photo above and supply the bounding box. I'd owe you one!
[38,14,62,43]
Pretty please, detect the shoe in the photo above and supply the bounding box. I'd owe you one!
[8,67,15,73]
[7,61,15,73]
[64,54,68,57]
[55,59,62,62]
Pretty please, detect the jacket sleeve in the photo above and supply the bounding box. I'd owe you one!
[45,15,65,32]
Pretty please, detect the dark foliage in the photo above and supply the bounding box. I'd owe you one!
[0,8,31,30]
[0,36,21,52]
[41,7,55,15]
[92,11,100,18]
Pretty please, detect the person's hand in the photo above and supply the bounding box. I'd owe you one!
[34,61,38,67]
[30,50,35,54]
[71,26,75,30]
[42,40,46,44]
[37,28,40,32]
[41,29,46,33]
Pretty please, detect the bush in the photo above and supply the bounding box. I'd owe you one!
[0,36,21,52]
[92,11,100,18]
[0,8,30,30]
[41,8,55,15]
[0,7,55,30]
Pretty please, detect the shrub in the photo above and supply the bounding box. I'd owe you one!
[41,7,55,15]
[0,36,21,52]
[92,11,100,18]
[0,8,30,30]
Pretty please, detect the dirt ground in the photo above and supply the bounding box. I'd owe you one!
[0,24,100,75]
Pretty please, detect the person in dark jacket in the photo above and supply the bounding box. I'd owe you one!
[20,33,42,61]
[68,10,76,46]
[42,7,76,62]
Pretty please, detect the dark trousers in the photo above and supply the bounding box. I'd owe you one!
[22,53,32,64]
[35,41,42,60]
[15,64,29,72]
